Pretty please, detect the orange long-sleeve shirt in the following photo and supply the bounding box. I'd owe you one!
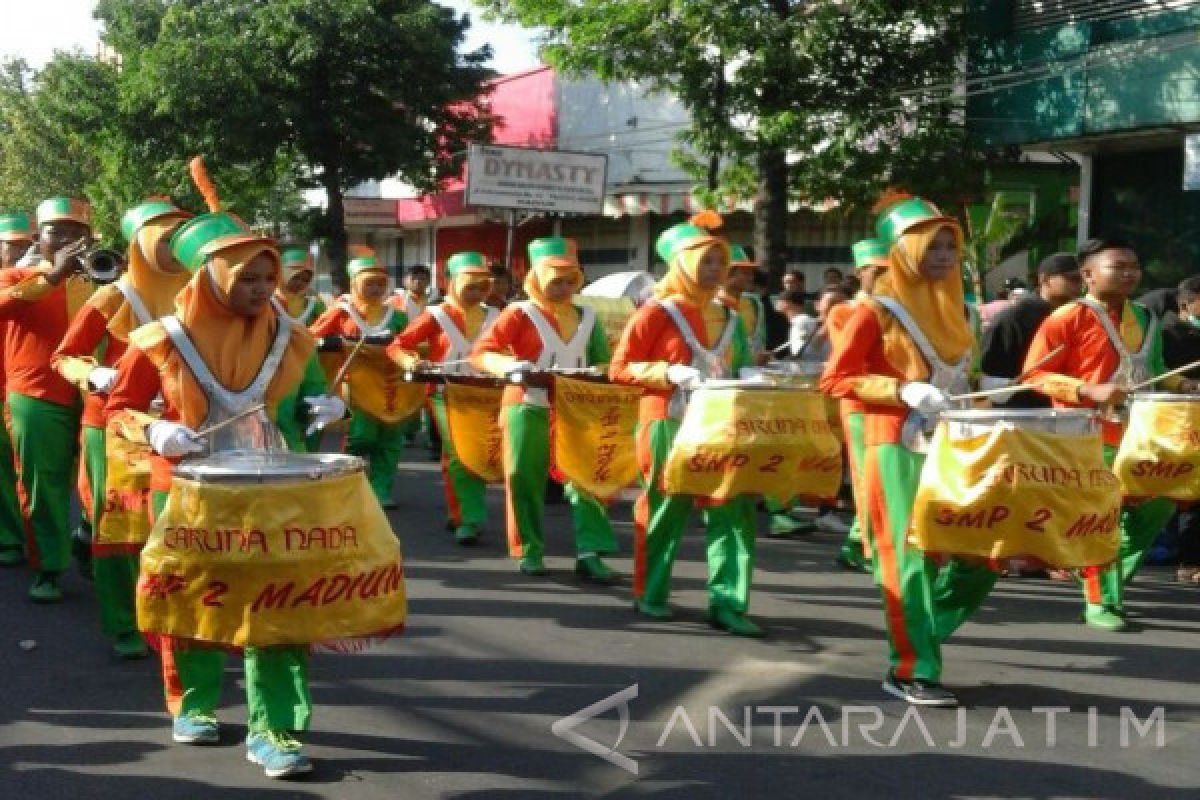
[1022,300,1172,447]
[819,302,914,446]
[470,302,609,408]
[104,345,183,492]
[52,293,129,428]
[609,299,749,425]
[0,266,93,407]
[825,301,865,418]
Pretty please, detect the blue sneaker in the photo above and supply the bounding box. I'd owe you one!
[172,712,219,744]
[246,730,312,778]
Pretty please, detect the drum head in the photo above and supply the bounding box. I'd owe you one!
[174,450,365,483]
[940,409,1097,438]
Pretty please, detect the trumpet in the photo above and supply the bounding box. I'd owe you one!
[80,244,124,285]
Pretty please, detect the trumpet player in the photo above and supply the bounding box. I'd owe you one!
[0,197,96,603]
[0,212,35,570]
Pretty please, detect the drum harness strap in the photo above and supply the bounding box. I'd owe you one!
[338,301,396,338]
[659,298,738,419]
[160,311,293,429]
[428,303,498,378]
[873,296,972,396]
[1077,297,1157,386]
[113,279,154,327]
[514,300,596,408]
[270,295,318,325]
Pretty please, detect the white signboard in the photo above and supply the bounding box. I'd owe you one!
[466,144,608,214]
[1185,133,1200,191]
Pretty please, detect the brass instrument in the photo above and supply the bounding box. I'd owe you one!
[80,243,124,285]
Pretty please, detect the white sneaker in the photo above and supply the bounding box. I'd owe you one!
[815,512,850,535]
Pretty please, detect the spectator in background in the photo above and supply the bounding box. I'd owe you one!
[486,265,512,310]
[980,253,1082,409]
[1161,276,1200,584]
[781,268,807,297]
[822,267,843,288]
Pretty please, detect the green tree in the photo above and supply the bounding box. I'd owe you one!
[476,0,982,279]
[105,0,494,286]
[0,50,307,246]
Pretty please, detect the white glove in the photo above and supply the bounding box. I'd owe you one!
[507,360,536,375]
[304,394,347,435]
[980,374,1018,405]
[87,367,119,393]
[737,367,767,382]
[900,382,950,414]
[146,421,205,458]
[666,364,702,389]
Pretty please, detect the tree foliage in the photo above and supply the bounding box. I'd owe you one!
[2,0,494,276]
[476,0,984,276]
[110,0,495,282]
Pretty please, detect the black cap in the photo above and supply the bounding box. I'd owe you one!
[1037,252,1079,277]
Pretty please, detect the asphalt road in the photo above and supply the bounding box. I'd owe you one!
[1,451,1197,799]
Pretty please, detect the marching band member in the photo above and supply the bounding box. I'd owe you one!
[0,211,34,568]
[391,263,432,317]
[310,247,411,507]
[718,244,767,359]
[1023,237,1199,632]
[272,246,330,452]
[274,246,327,326]
[105,210,342,777]
[387,251,498,545]
[0,197,95,602]
[610,221,762,636]
[470,236,617,582]
[51,200,192,657]
[824,238,890,573]
[821,197,998,706]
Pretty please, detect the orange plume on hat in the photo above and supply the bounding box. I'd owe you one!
[689,210,723,230]
[348,244,375,258]
[871,187,914,215]
[189,156,221,213]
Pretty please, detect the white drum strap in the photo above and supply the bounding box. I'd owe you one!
[113,279,153,326]
[515,301,595,407]
[339,301,395,337]
[874,296,971,392]
[429,304,497,367]
[1078,298,1156,383]
[660,298,736,375]
[160,313,293,419]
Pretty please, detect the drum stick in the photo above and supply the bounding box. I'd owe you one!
[945,345,1064,403]
[194,403,266,438]
[1126,358,1200,392]
[330,335,369,388]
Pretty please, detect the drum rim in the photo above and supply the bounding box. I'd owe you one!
[174,450,365,482]
[939,409,1096,421]
[1130,392,1200,402]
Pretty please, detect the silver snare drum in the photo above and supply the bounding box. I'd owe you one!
[174,450,365,484]
[940,409,1098,440]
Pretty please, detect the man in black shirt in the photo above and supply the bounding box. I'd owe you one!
[1162,276,1200,583]
[980,253,1083,408]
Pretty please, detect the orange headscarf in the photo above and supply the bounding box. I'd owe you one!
[133,241,314,428]
[348,266,391,324]
[523,257,584,339]
[276,261,316,318]
[106,217,192,340]
[873,221,974,365]
[445,269,491,337]
[655,241,731,308]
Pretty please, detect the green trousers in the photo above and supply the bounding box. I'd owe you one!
[431,392,487,529]
[0,409,25,554]
[346,411,409,505]
[839,410,869,562]
[150,491,311,730]
[502,403,615,562]
[82,425,139,639]
[1081,446,1176,611]
[632,419,757,613]
[864,443,998,683]
[8,392,80,573]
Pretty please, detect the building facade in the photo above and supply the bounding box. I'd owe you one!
[968,1,1200,286]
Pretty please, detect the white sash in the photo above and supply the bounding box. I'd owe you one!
[514,301,596,407]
